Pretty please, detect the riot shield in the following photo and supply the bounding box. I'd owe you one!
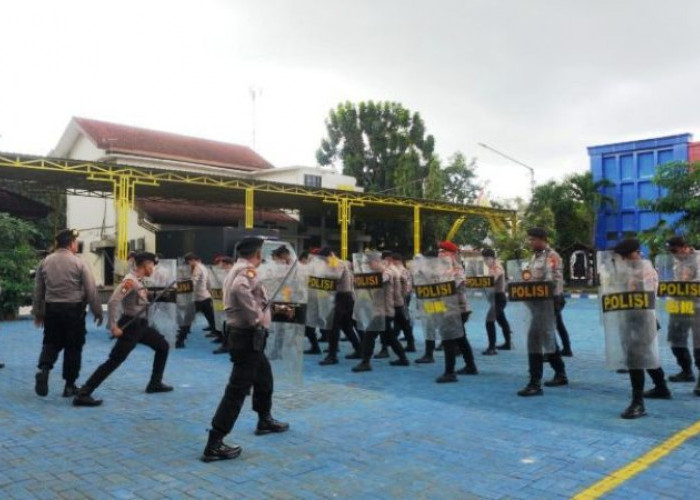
[598,251,659,370]
[207,266,228,331]
[305,255,342,331]
[176,261,196,329]
[655,252,700,350]
[144,259,178,346]
[352,252,387,333]
[507,260,556,354]
[258,260,306,385]
[463,256,495,325]
[506,259,525,282]
[411,255,464,341]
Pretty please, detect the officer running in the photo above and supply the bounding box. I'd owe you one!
[201,237,289,462]
[73,252,173,407]
[33,229,103,398]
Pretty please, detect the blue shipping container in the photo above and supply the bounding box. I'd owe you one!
[588,134,690,250]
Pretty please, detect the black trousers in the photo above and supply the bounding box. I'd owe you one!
[38,302,87,384]
[196,298,219,331]
[82,317,169,393]
[554,298,571,352]
[361,318,406,363]
[393,306,415,344]
[211,332,273,435]
[328,292,360,356]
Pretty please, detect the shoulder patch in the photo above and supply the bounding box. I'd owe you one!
[120,279,135,294]
[246,268,257,279]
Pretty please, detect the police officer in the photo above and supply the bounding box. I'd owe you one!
[664,236,700,385]
[33,229,103,398]
[481,248,512,355]
[73,252,173,407]
[352,252,410,372]
[202,237,289,462]
[606,238,671,418]
[390,252,416,353]
[517,228,568,396]
[438,241,478,375]
[319,247,362,365]
[177,253,222,345]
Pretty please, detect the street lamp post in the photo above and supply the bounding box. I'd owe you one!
[477,142,536,193]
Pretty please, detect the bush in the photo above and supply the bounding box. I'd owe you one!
[0,214,40,319]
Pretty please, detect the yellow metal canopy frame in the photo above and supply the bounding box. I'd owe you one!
[0,152,516,261]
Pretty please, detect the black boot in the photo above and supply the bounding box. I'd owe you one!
[73,388,103,407]
[35,368,49,397]
[344,351,362,360]
[517,381,543,397]
[694,376,700,397]
[62,382,78,398]
[175,331,186,349]
[669,348,695,382]
[621,394,646,419]
[436,373,458,383]
[457,336,478,374]
[645,368,672,399]
[389,359,410,366]
[319,355,338,366]
[405,341,416,353]
[483,322,498,355]
[544,352,568,387]
[352,361,372,372]
[255,415,290,435]
[146,380,174,393]
[497,332,512,350]
[201,429,242,462]
[415,340,436,364]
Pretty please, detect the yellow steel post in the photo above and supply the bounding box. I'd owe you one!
[114,176,135,262]
[413,205,421,256]
[245,188,254,229]
[446,216,467,241]
[338,198,350,260]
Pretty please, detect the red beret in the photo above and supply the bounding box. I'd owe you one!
[438,241,458,253]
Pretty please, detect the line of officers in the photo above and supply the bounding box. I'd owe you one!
[26,226,700,462]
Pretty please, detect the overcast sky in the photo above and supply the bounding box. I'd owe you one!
[2,0,700,201]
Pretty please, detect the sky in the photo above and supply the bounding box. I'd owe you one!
[2,0,700,202]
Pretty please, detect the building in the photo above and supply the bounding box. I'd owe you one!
[588,133,690,250]
[51,117,361,285]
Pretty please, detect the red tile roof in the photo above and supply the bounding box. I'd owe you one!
[138,200,296,226]
[74,117,273,172]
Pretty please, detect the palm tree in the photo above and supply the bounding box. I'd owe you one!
[566,172,615,249]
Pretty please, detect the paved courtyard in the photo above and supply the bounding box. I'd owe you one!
[1,298,699,499]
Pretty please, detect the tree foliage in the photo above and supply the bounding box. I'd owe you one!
[0,213,40,319]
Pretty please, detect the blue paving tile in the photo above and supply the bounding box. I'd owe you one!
[1,298,700,499]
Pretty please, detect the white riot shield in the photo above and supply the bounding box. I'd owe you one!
[352,252,386,333]
[207,266,228,331]
[412,255,464,341]
[507,264,556,354]
[176,262,196,328]
[598,251,660,370]
[463,257,495,325]
[144,259,178,346]
[506,259,525,282]
[305,255,342,331]
[259,261,306,385]
[655,253,700,349]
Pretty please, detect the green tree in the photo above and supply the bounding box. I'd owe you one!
[0,213,40,319]
[317,101,435,193]
[638,161,700,255]
[565,172,615,248]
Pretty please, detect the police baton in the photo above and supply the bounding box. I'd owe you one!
[111,280,178,335]
[262,259,299,313]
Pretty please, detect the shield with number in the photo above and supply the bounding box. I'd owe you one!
[598,251,660,370]
[176,261,196,329]
[207,266,228,331]
[411,255,463,341]
[655,252,700,350]
[507,261,556,354]
[259,260,306,385]
[144,259,178,346]
[305,255,342,331]
[352,252,387,333]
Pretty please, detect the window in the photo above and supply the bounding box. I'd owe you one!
[304,174,322,188]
